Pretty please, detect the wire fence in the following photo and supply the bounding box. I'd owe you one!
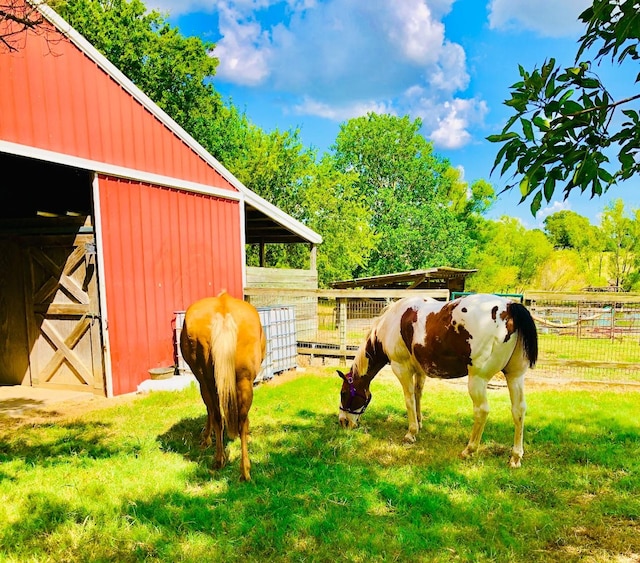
[245,288,640,384]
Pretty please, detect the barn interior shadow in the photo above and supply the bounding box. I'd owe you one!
[0,152,94,390]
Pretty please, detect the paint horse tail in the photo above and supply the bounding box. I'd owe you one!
[210,312,239,438]
[509,302,538,368]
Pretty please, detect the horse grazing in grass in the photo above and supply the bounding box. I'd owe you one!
[180,291,266,481]
[338,293,538,468]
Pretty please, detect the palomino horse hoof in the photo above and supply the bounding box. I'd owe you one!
[460,448,474,459]
[402,433,416,444]
[509,456,522,468]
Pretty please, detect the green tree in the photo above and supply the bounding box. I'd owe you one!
[600,199,640,290]
[332,113,482,276]
[488,0,640,214]
[232,126,375,283]
[543,209,604,271]
[301,157,376,287]
[467,217,553,292]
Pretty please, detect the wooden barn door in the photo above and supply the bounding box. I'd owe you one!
[22,231,105,394]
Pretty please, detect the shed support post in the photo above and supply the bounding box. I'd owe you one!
[259,241,266,267]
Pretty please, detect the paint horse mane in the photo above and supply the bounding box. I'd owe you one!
[338,293,538,468]
[180,291,266,481]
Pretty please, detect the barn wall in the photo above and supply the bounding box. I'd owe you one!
[98,176,244,396]
[0,9,236,192]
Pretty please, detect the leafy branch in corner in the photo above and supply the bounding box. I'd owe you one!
[488,0,640,215]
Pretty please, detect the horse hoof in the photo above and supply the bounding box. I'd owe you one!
[460,448,473,459]
[402,434,416,444]
[509,457,522,468]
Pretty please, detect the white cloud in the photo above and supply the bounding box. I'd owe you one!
[146,0,488,149]
[538,200,572,221]
[292,96,394,120]
[488,0,592,37]
[400,87,487,150]
[214,4,272,85]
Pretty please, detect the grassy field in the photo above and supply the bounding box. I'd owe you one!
[1,367,639,562]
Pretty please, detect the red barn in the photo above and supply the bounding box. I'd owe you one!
[0,1,321,396]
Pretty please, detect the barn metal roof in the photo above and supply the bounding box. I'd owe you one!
[10,2,321,246]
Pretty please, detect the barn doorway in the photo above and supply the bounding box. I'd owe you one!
[0,152,106,394]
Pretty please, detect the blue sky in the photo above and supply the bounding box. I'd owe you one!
[145,0,640,229]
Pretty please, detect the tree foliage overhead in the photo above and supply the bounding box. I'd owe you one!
[488,0,640,215]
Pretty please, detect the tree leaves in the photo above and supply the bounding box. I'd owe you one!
[489,1,640,214]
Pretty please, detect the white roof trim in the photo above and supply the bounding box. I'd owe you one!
[29,1,322,245]
[1,141,241,202]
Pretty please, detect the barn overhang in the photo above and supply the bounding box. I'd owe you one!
[0,141,321,245]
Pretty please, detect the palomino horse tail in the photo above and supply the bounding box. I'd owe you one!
[509,302,539,368]
[210,312,240,438]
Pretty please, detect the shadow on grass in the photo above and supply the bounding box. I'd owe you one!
[0,420,121,467]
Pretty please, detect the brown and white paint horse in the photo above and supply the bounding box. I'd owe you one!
[338,293,538,467]
[180,291,266,481]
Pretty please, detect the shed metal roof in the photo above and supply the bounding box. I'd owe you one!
[330,268,478,290]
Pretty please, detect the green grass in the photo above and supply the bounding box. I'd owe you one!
[1,368,639,562]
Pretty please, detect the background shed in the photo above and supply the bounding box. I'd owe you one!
[330,268,478,292]
[0,1,321,396]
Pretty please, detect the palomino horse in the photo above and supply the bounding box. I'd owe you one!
[338,293,538,467]
[180,291,266,481]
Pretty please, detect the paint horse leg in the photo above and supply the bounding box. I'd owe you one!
[391,361,420,443]
[414,372,426,430]
[504,372,527,468]
[461,374,490,460]
[236,375,255,481]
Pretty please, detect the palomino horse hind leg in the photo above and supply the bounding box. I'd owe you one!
[236,374,255,481]
[504,372,527,468]
[461,374,490,459]
[391,361,420,443]
[211,405,226,470]
[199,370,226,469]
[194,367,215,448]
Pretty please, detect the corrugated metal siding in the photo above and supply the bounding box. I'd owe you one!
[0,12,234,191]
[98,176,243,395]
